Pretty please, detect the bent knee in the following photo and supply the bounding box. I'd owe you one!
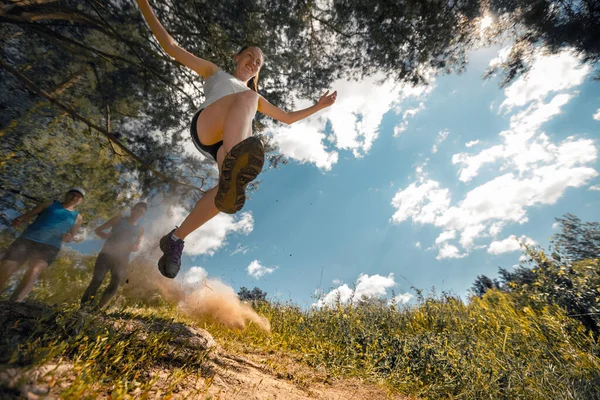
[236,90,259,105]
[29,261,48,274]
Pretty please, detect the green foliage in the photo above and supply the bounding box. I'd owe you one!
[3,244,600,398]
[504,248,600,335]
[223,292,600,399]
[472,215,600,335]
[553,213,600,262]
[237,286,268,302]
[1,303,211,398]
[483,0,600,85]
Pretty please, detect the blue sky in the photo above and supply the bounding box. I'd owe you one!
[75,45,600,309]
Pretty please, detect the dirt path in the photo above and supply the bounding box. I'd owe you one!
[0,301,409,399]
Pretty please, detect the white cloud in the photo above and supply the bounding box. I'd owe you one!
[500,51,590,110]
[271,122,339,171]
[247,260,277,279]
[552,221,561,229]
[459,224,487,250]
[187,212,254,256]
[182,266,208,285]
[389,292,414,305]
[390,179,451,225]
[390,49,597,259]
[394,102,426,136]
[142,203,254,256]
[594,109,600,121]
[315,273,398,307]
[488,235,536,255]
[435,230,456,245]
[326,77,429,156]
[432,130,450,154]
[589,185,600,191]
[436,243,467,260]
[332,279,343,285]
[465,140,481,148]
[230,243,249,255]
[271,75,433,168]
[415,241,422,248]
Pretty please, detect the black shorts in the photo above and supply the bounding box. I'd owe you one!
[1,237,60,265]
[190,108,223,162]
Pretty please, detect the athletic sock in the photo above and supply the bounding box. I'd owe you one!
[171,233,181,241]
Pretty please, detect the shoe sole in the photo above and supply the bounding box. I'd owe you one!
[215,137,264,214]
[158,231,178,278]
[157,255,176,278]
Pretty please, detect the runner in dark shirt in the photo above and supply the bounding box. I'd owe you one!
[81,202,146,308]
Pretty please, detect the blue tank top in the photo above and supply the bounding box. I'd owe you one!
[21,201,79,249]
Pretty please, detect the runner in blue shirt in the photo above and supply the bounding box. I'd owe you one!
[0,188,84,301]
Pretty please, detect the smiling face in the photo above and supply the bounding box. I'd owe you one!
[234,46,264,82]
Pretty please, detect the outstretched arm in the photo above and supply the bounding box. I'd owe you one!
[11,200,53,228]
[136,0,219,78]
[258,91,337,125]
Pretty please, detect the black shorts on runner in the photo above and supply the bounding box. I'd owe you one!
[1,237,60,265]
[190,108,223,162]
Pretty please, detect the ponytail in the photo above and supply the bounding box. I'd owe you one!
[248,73,259,93]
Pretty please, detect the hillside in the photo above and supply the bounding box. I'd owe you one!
[0,301,404,399]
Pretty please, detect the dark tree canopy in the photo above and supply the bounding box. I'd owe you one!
[470,274,500,297]
[238,286,268,302]
[2,0,599,224]
[552,214,600,262]
[484,0,600,85]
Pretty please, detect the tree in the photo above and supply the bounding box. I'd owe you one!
[483,0,600,85]
[1,0,213,222]
[470,274,500,297]
[552,214,600,262]
[238,286,267,302]
[471,214,600,335]
[1,0,487,223]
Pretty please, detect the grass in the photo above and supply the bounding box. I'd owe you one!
[204,291,600,399]
[1,302,213,399]
[2,248,600,398]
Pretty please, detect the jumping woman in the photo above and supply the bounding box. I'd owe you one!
[136,0,337,278]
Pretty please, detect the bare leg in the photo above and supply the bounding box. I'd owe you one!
[158,91,261,278]
[174,91,258,240]
[0,260,22,295]
[195,90,259,150]
[10,259,48,302]
[174,146,226,239]
[220,91,258,152]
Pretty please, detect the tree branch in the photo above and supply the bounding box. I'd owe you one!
[0,58,205,193]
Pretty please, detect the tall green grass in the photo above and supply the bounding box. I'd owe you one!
[3,246,600,398]
[211,291,600,399]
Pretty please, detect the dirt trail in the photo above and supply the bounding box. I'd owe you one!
[0,302,408,399]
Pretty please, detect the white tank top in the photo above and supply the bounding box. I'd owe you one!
[199,70,250,110]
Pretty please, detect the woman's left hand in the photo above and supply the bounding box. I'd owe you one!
[317,90,337,109]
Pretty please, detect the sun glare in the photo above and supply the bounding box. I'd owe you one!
[479,15,494,34]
